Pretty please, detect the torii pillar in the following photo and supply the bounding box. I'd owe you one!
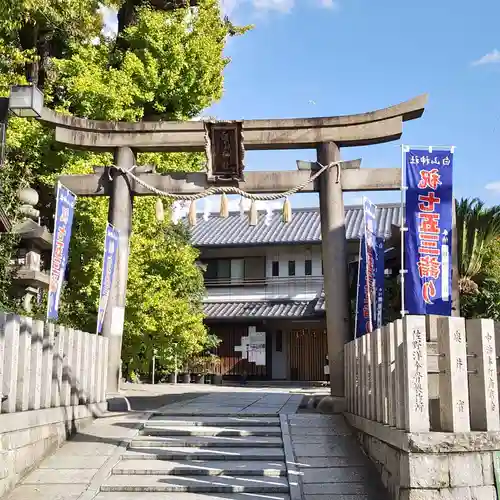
[318,142,349,397]
[29,92,427,400]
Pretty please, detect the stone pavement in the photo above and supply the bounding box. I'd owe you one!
[284,413,387,499]
[5,385,387,500]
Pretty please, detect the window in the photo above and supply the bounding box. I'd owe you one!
[276,330,283,352]
[272,261,280,277]
[305,259,312,276]
[288,260,296,276]
[244,257,266,281]
[204,259,231,280]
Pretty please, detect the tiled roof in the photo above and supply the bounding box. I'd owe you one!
[203,300,317,319]
[190,204,401,247]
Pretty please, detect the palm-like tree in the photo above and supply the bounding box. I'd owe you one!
[456,198,500,294]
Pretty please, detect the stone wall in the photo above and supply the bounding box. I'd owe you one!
[0,403,106,498]
[346,413,498,500]
[0,312,110,498]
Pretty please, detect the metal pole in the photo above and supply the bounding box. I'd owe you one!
[174,352,177,384]
[152,349,156,385]
[318,142,350,397]
[102,146,135,395]
[400,145,407,318]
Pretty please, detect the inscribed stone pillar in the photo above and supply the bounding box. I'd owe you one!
[466,319,500,431]
[437,316,470,432]
[102,146,134,396]
[318,142,350,397]
[402,315,429,432]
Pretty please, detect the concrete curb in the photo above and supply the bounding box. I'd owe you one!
[280,413,304,500]
[76,411,152,500]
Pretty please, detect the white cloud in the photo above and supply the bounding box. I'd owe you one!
[472,49,500,66]
[318,0,338,8]
[252,0,295,12]
[485,181,500,193]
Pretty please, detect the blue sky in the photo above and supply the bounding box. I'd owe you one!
[102,1,500,211]
[204,0,500,209]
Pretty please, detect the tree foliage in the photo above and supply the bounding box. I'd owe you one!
[0,0,248,376]
[456,197,500,294]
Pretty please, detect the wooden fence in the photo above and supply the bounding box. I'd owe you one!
[344,315,500,432]
[0,312,109,414]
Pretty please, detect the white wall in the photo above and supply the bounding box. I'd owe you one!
[204,244,324,302]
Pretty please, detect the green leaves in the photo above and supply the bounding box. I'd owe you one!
[0,0,243,376]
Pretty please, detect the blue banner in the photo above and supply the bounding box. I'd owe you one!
[47,183,76,320]
[355,198,385,337]
[356,235,385,337]
[97,223,119,334]
[404,148,453,315]
[355,238,368,337]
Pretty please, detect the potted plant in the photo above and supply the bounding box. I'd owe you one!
[209,355,222,385]
[178,362,191,383]
[189,357,206,384]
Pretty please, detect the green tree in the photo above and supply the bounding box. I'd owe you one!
[0,0,248,375]
[456,198,500,295]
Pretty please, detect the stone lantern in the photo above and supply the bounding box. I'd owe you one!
[11,187,52,312]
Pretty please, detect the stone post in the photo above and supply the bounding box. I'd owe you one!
[402,316,429,432]
[40,322,54,409]
[16,315,32,411]
[102,146,134,396]
[466,319,500,431]
[318,142,350,397]
[437,316,470,432]
[2,313,20,413]
[29,319,44,410]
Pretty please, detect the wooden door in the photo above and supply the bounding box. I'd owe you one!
[288,328,327,381]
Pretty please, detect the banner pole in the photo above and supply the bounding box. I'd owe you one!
[400,146,407,319]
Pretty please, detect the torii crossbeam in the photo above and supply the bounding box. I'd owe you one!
[24,89,428,399]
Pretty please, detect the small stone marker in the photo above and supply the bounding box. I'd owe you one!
[40,321,55,409]
[466,318,500,431]
[437,316,470,432]
[384,321,396,427]
[402,316,429,432]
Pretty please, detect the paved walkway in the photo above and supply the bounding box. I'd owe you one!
[5,385,386,500]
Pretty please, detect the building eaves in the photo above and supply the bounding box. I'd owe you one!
[204,300,317,319]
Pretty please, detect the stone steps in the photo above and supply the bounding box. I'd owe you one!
[112,460,287,477]
[102,413,290,498]
[147,416,281,427]
[141,425,282,437]
[100,474,290,493]
[95,493,290,500]
[122,447,286,461]
[130,435,283,448]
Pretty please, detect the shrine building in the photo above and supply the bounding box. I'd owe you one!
[191,203,401,382]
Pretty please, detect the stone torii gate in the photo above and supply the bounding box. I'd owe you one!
[32,92,428,398]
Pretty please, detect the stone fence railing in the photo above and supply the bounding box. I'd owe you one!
[1,311,109,414]
[344,315,500,433]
